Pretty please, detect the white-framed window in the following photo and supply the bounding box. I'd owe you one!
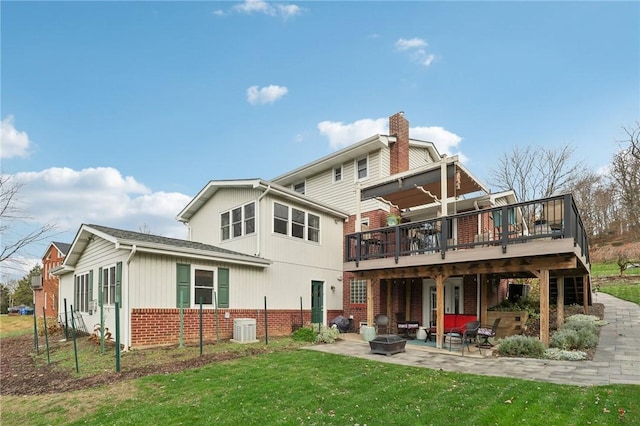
[333,165,342,182]
[350,279,367,304]
[273,202,320,242]
[75,272,90,313]
[102,265,116,305]
[293,181,305,194]
[221,201,255,241]
[193,266,215,305]
[356,157,368,180]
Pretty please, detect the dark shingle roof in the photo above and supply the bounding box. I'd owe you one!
[52,242,71,256]
[85,224,268,262]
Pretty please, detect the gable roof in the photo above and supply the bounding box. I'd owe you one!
[176,178,349,223]
[42,241,71,259]
[55,224,271,275]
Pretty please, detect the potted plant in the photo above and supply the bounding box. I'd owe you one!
[386,213,401,226]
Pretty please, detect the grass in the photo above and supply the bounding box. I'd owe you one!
[592,262,640,277]
[597,283,640,306]
[1,349,638,425]
[0,314,36,338]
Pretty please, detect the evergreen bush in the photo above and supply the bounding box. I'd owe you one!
[496,335,545,358]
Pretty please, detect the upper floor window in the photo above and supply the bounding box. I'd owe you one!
[293,181,305,194]
[334,165,342,182]
[356,157,368,180]
[273,202,320,242]
[221,202,255,241]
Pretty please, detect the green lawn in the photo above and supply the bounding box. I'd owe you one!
[0,314,35,338]
[2,348,639,425]
[592,262,640,277]
[597,283,640,306]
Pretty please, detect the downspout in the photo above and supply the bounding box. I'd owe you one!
[255,185,272,256]
[124,245,137,351]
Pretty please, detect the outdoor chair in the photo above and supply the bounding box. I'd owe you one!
[478,318,501,348]
[395,312,419,337]
[461,320,481,354]
[374,314,391,335]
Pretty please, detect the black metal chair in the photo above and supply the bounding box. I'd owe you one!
[461,321,481,355]
[478,318,501,348]
[395,312,420,338]
[374,314,391,335]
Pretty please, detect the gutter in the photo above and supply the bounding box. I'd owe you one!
[255,184,272,256]
[123,245,137,351]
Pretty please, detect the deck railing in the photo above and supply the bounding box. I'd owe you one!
[345,194,590,265]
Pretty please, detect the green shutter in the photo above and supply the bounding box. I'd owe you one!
[176,263,190,308]
[218,268,229,308]
[89,270,94,301]
[98,267,103,307]
[73,275,78,311]
[116,262,122,305]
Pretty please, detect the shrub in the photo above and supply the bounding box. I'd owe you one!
[544,348,587,361]
[566,314,607,327]
[315,324,340,344]
[292,327,316,342]
[550,324,599,350]
[497,335,545,358]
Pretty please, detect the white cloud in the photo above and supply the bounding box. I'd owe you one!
[317,116,465,159]
[234,0,301,19]
[246,85,288,105]
[318,118,387,150]
[10,166,190,238]
[1,115,32,159]
[212,9,225,16]
[395,38,436,68]
[395,37,427,51]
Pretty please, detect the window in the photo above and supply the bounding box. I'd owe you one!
[102,265,117,305]
[274,202,289,235]
[273,202,321,242]
[221,202,255,241]
[194,268,214,305]
[74,272,91,313]
[334,165,342,182]
[350,279,367,304]
[292,208,305,239]
[308,214,320,242]
[177,265,230,308]
[293,181,305,194]
[356,157,368,180]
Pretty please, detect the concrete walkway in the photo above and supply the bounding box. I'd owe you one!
[305,293,640,386]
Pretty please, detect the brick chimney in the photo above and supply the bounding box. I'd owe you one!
[389,111,409,174]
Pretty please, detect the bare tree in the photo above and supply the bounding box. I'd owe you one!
[621,122,640,160]
[490,143,583,201]
[0,173,57,272]
[609,144,640,236]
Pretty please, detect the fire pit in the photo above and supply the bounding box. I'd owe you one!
[369,334,406,356]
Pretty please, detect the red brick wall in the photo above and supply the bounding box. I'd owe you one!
[389,112,410,175]
[38,246,64,318]
[131,308,315,347]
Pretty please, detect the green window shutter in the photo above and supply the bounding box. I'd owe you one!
[116,262,122,305]
[73,275,78,311]
[89,270,94,301]
[176,263,190,308]
[218,268,229,308]
[98,267,103,306]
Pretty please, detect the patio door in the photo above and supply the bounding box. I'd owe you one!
[311,281,324,324]
[422,277,464,325]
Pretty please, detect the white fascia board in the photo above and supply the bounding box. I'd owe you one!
[176,179,263,222]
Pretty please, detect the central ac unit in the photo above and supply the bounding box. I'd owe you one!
[231,318,258,344]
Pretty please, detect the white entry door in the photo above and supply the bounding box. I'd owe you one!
[421,277,464,325]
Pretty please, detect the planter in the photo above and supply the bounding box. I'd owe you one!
[487,311,529,338]
[369,334,406,356]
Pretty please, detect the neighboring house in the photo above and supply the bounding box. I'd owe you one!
[55,111,590,349]
[34,242,70,318]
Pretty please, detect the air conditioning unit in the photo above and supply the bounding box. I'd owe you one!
[231,318,258,344]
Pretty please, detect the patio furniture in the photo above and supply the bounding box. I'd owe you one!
[426,314,477,342]
[374,314,391,335]
[395,312,419,338]
[478,318,501,348]
[461,321,481,355]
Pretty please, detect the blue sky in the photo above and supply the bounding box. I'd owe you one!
[1,1,639,280]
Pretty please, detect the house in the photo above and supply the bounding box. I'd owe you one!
[54,180,348,348]
[34,241,70,319]
[55,111,591,349]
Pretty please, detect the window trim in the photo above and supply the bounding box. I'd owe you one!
[221,201,255,241]
[355,156,368,181]
[333,165,343,183]
[191,265,217,307]
[272,202,321,243]
[102,264,117,305]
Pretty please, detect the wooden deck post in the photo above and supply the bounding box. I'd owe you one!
[435,275,446,349]
[557,276,564,328]
[583,274,590,314]
[480,274,488,324]
[405,279,411,320]
[387,280,392,318]
[367,279,374,326]
[538,269,550,347]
